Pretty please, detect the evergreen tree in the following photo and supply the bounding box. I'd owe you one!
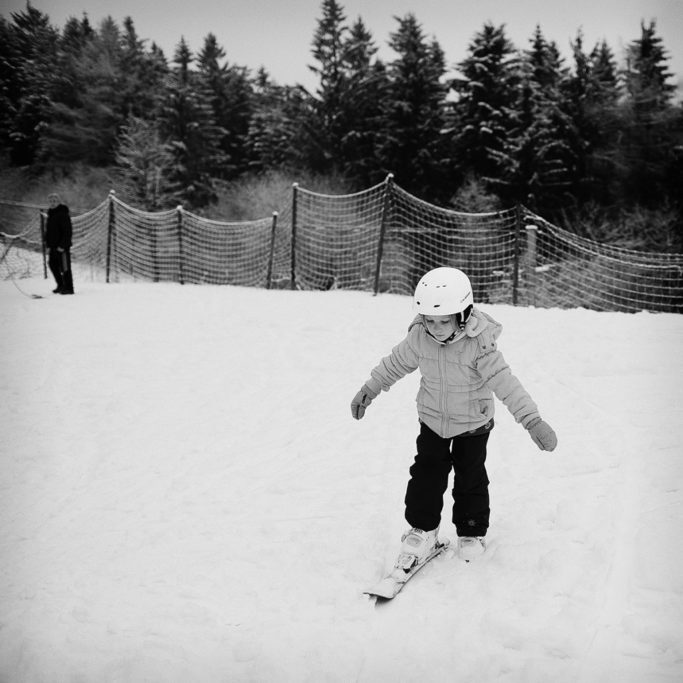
[564,34,621,205]
[623,20,676,114]
[0,17,20,159]
[61,13,94,51]
[379,13,449,202]
[526,25,566,90]
[158,37,228,206]
[119,17,168,121]
[448,22,518,185]
[115,115,175,209]
[197,33,254,179]
[55,14,95,112]
[498,25,580,215]
[618,20,681,209]
[337,17,389,187]
[245,69,285,170]
[304,4,389,184]
[41,16,124,165]
[2,5,58,165]
[590,40,620,104]
[246,69,312,172]
[306,0,350,173]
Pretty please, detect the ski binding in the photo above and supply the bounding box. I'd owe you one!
[364,539,450,601]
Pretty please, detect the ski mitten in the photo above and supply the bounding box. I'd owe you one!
[351,383,379,420]
[526,417,558,451]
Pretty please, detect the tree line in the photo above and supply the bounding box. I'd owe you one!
[1,0,682,251]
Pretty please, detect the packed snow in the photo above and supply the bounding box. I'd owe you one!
[1,271,682,682]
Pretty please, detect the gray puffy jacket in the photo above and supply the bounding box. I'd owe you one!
[365,308,540,438]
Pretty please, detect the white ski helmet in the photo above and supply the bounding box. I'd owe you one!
[413,267,474,319]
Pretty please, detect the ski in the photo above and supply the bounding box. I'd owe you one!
[364,539,450,601]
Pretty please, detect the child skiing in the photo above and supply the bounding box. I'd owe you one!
[351,267,557,573]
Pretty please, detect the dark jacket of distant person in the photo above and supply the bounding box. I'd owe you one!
[45,202,72,250]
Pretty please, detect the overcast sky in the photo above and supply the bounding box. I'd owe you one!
[3,0,682,94]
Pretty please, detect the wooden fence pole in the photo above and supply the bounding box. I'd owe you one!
[512,204,524,305]
[525,222,538,306]
[176,205,185,285]
[105,190,116,284]
[39,210,47,279]
[373,173,394,295]
[290,183,298,290]
[266,211,278,289]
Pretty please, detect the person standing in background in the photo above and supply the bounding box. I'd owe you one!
[45,192,74,295]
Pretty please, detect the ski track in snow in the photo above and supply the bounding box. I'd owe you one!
[1,274,682,682]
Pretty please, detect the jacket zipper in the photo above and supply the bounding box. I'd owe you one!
[438,344,447,435]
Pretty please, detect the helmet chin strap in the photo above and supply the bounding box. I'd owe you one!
[455,304,474,330]
[425,327,465,345]
[423,305,473,345]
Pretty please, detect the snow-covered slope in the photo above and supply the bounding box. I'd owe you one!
[1,277,681,682]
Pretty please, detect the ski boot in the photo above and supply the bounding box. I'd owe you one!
[395,526,439,571]
[458,536,486,562]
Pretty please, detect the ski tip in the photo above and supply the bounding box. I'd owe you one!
[363,591,394,604]
[363,587,397,600]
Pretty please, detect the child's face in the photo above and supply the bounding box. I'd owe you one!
[423,315,455,341]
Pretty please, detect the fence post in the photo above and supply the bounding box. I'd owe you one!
[512,204,523,305]
[39,210,47,279]
[525,221,538,306]
[152,215,159,283]
[373,173,394,295]
[105,190,116,283]
[266,211,278,290]
[290,183,298,290]
[176,205,185,285]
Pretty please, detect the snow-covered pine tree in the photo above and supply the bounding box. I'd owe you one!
[3,5,58,165]
[623,20,676,115]
[337,17,388,188]
[159,38,228,207]
[448,23,517,187]
[119,17,168,124]
[618,20,681,209]
[563,33,620,206]
[496,26,581,217]
[305,0,350,174]
[197,33,254,180]
[115,116,175,210]
[42,17,123,165]
[245,69,312,172]
[379,13,449,203]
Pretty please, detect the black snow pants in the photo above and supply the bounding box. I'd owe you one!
[48,248,74,294]
[404,419,493,537]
